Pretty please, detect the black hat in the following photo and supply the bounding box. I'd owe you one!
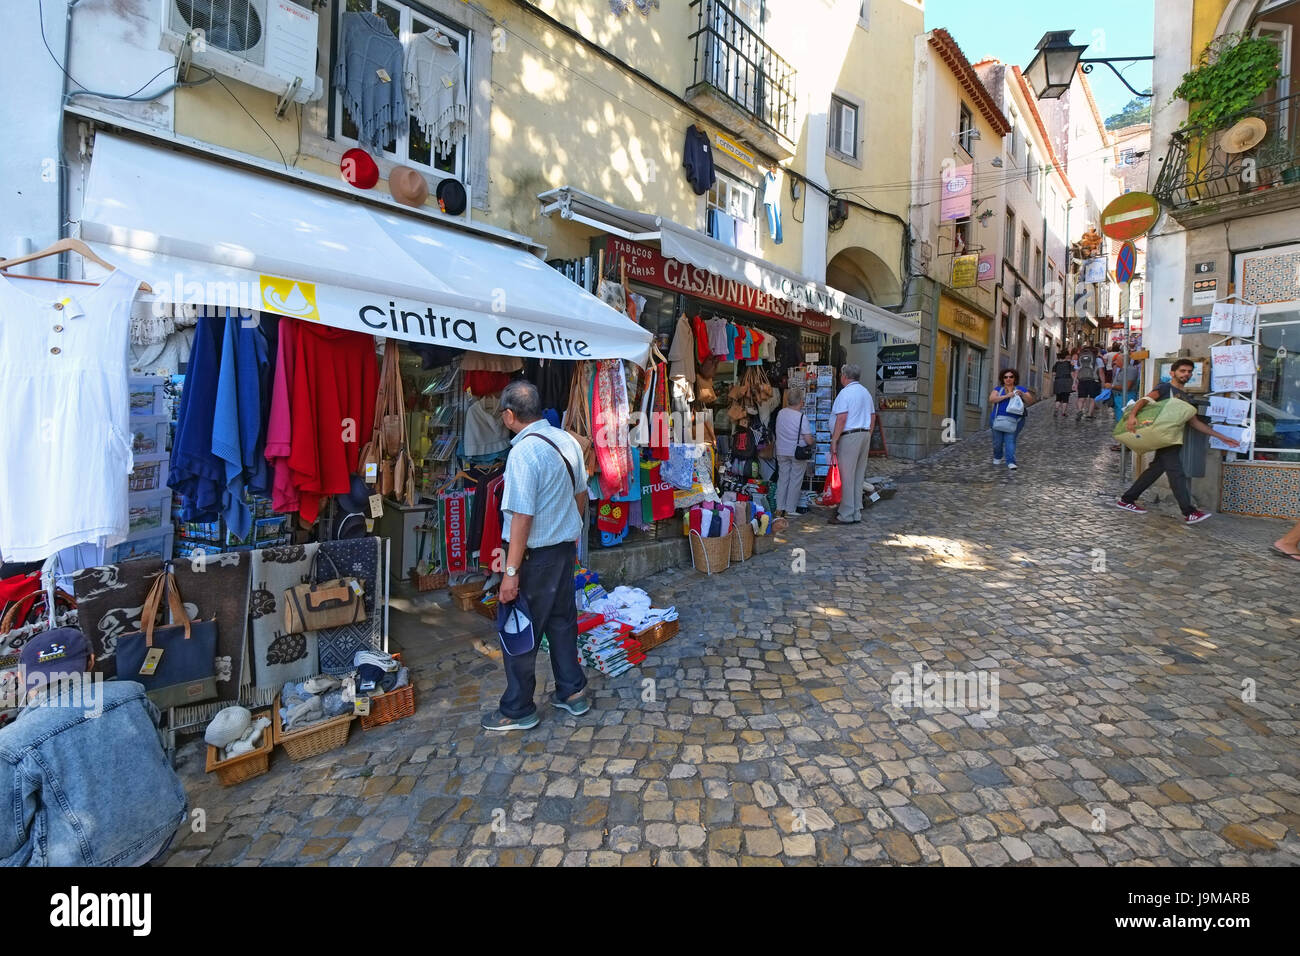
[436,178,467,216]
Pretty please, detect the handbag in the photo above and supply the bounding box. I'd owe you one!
[283,550,367,634]
[794,413,814,461]
[363,341,418,504]
[1007,392,1026,416]
[992,415,1020,433]
[116,568,218,709]
[563,363,598,476]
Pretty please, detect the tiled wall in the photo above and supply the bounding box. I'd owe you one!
[1221,462,1300,519]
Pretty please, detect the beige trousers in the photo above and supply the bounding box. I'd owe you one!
[837,430,871,522]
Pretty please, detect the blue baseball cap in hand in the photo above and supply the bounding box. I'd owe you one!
[496,591,535,657]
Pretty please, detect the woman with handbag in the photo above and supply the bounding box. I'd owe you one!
[988,369,1036,471]
[774,388,815,518]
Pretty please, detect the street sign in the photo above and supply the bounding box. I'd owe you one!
[1116,241,1137,285]
[1100,191,1160,241]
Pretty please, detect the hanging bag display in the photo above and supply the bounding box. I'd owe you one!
[283,550,367,634]
[563,362,598,476]
[116,567,218,709]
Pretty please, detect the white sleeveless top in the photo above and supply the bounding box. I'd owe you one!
[0,269,140,561]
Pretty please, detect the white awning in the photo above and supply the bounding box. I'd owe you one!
[538,186,918,339]
[81,136,652,365]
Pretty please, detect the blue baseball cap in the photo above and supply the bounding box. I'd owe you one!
[20,627,89,685]
[496,592,536,657]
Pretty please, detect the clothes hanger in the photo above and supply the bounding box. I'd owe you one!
[0,238,152,293]
[432,469,473,495]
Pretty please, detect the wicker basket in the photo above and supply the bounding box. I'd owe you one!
[689,530,732,575]
[753,533,777,554]
[633,619,679,652]
[450,580,487,611]
[411,569,448,592]
[272,695,353,761]
[474,597,497,621]
[359,652,416,730]
[204,710,273,787]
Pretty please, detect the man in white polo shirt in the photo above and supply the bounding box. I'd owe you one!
[828,363,876,525]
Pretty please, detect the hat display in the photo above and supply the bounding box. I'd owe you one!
[389,164,430,207]
[1221,117,1267,154]
[436,177,467,216]
[341,147,379,189]
[20,626,89,686]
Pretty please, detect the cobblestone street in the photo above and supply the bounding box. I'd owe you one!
[164,410,1300,867]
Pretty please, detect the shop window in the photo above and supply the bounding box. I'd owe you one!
[706,170,759,251]
[829,95,860,161]
[1256,312,1300,462]
[964,347,984,406]
[335,0,469,180]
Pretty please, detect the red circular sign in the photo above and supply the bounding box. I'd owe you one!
[1101,192,1159,241]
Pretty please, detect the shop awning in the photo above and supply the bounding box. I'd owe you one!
[80,136,652,365]
[538,186,919,340]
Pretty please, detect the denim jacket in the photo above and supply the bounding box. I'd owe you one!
[0,680,188,866]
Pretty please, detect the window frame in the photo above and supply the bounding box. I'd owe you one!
[858,0,870,30]
[957,102,975,156]
[332,0,471,182]
[1005,210,1017,265]
[706,169,759,251]
[828,92,863,164]
[1020,228,1031,275]
[964,346,984,407]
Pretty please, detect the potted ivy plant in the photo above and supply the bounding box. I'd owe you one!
[1172,32,1282,132]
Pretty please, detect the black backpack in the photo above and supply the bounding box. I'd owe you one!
[732,426,758,461]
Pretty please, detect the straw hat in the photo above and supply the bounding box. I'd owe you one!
[389,165,430,207]
[1221,117,1267,154]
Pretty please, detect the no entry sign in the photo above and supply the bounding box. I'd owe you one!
[1101,192,1160,241]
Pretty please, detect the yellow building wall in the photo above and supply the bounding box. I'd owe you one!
[1193,0,1231,57]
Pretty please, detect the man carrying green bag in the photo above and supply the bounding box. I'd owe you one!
[1114,359,1240,524]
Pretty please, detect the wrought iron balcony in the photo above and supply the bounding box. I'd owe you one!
[686,0,797,160]
[1154,89,1300,216]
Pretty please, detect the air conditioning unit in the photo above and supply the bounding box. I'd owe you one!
[161,0,323,111]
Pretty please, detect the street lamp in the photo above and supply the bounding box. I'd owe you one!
[1024,30,1154,101]
[1024,31,1088,100]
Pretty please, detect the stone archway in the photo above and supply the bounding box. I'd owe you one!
[826,247,902,306]
[1217,0,1272,37]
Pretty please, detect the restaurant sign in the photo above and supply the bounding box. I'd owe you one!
[606,237,833,333]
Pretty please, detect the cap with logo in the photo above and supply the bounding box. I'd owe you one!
[20,626,89,686]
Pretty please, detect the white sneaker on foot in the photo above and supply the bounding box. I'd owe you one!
[992,459,1004,465]
[1007,463,1018,470]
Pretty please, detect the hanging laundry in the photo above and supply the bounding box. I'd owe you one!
[682,124,717,195]
[403,30,468,158]
[334,12,407,154]
[287,324,378,525]
[0,270,141,561]
[170,313,226,522]
[763,167,783,244]
[264,317,300,516]
[211,309,271,541]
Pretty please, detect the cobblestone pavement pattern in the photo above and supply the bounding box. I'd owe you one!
[164,410,1300,866]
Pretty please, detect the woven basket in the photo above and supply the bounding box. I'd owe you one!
[411,569,447,592]
[633,619,679,653]
[272,695,353,761]
[689,530,732,575]
[753,533,777,554]
[204,711,273,787]
[359,653,416,730]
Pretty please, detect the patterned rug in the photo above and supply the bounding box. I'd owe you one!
[249,544,321,690]
[315,536,383,675]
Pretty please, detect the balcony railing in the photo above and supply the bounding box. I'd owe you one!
[1154,88,1300,211]
[687,0,796,142]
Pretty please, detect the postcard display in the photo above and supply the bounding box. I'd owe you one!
[1207,299,1260,455]
[794,365,838,484]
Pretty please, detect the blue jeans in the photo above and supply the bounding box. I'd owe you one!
[500,542,586,719]
[992,417,1027,465]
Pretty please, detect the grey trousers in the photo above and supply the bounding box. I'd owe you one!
[776,456,808,513]
[837,430,871,522]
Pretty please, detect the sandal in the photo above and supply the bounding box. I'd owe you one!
[1269,545,1300,561]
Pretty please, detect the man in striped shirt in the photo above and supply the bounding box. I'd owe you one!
[483,380,591,732]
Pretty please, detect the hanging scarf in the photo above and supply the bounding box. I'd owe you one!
[334,12,407,154]
[592,359,631,500]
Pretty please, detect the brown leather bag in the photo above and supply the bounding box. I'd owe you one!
[564,362,597,476]
[283,551,367,634]
[365,341,418,504]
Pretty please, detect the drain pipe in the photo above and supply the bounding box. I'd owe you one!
[56,0,85,280]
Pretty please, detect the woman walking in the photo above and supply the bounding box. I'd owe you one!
[989,369,1036,470]
[1272,518,1300,563]
[1051,353,1075,418]
[774,387,815,518]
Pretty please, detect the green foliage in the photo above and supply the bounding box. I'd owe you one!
[1173,32,1282,131]
[1105,97,1152,131]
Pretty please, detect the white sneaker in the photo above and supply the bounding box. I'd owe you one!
[1007,463,1018,470]
[992,459,1004,465]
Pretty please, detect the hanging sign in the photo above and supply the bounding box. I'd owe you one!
[951,254,979,289]
[1192,278,1218,305]
[941,164,974,223]
[977,254,996,283]
[1100,191,1160,240]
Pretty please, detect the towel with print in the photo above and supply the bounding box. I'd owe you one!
[640,462,676,523]
[250,543,321,691]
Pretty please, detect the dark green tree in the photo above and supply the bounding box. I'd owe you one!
[1105,97,1152,131]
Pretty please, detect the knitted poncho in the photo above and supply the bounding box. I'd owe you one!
[403,32,468,158]
[334,12,407,155]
